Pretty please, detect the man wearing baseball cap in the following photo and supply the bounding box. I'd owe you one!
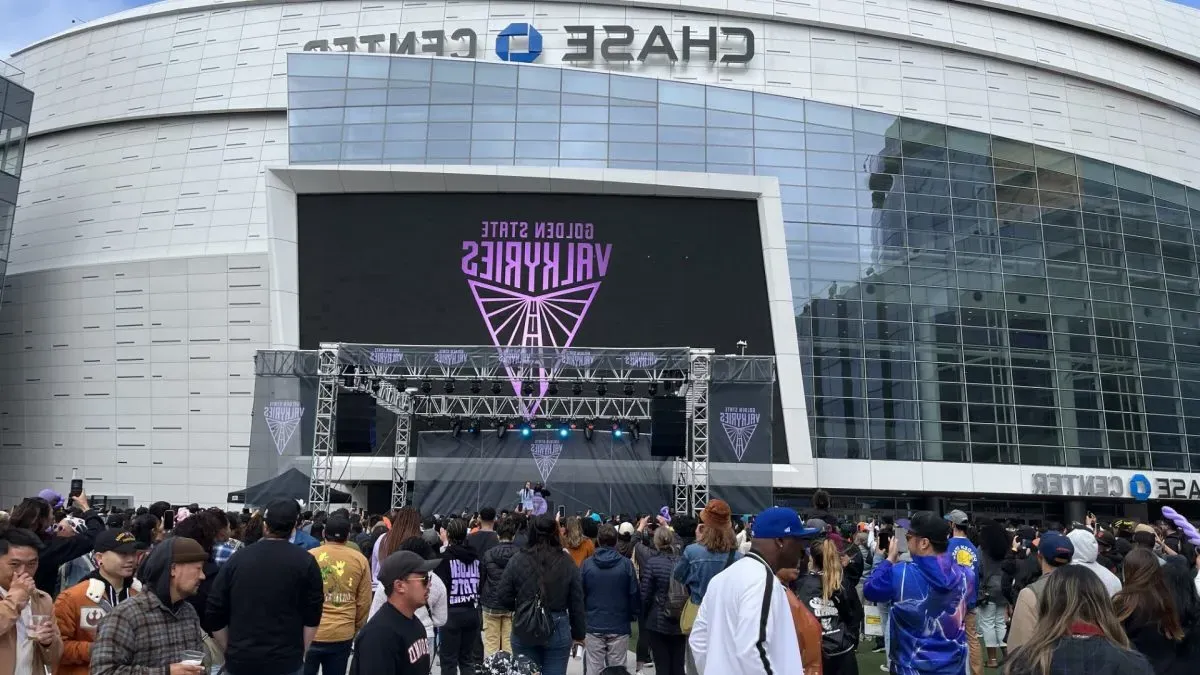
[689,506,821,675]
[864,511,972,674]
[52,530,143,675]
[350,551,440,675]
[1007,532,1075,651]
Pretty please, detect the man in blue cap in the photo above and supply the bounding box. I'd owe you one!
[688,506,821,675]
[1006,531,1074,651]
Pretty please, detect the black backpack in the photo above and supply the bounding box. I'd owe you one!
[511,556,554,645]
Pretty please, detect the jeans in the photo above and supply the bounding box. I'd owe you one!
[303,640,352,675]
[482,609,513,658]
[977,602,1007,648]
[880,601,892,665]
[512,611,572,675]
[584,633,629,673]
[440,607,483,675]
[644,629,686,675]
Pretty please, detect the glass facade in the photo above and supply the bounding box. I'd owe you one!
[0,75,31,284]
[288,53,1200,472]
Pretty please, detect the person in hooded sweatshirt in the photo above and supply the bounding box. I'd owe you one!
[480,517,520,658]
[1066,527,1122,597]
[796,536,863,675]
[90,536,210,675]
[580,524,641,673]
[863,511,972,675]
[433,518,483,675]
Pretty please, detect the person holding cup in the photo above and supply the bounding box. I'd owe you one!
[0,526,64,675]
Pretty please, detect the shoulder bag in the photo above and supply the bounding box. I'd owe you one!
[679,549,737,634]
[511,556,554,645]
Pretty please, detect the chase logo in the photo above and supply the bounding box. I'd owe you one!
[1129,474,1152,502]
[496,23,542,63]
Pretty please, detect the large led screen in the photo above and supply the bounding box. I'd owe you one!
[297,193,775,358]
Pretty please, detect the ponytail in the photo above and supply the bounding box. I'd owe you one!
[820,539,842,601]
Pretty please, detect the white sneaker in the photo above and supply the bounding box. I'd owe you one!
[880,664,890,672]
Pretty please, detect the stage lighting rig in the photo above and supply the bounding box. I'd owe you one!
[467,418,480,435]
[572,382,583,396]
[470,380,481,394]
[519,422,532,438]
[443,380,455,394]
[522,382,535,396]
[596,383,608,397]
[420,379,432,394]
[491,381,503,395]
[611,420,623,438]
[623,382,635,397]
[584,420,595,441]
[547,381,559,396]
[630,420,641,442]
[558,421,570,438]
[495,420,508,439]
[451,417,463,438]
[648,382,658,396]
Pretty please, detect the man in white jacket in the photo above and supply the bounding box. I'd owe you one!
[688,507,820,675]
[1066,528,1122,596]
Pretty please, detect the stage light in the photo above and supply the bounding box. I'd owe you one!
[522,381,534,396]
[547,381,559,396]
[630,420,641,442]
[468,418,480,435]
[470,380,481,394]
[558,422,570,438]
[443,380,455,394]
[596,383,608,397]
[611,420,623,438]
[519,423,532,438]
[451,417,463,438]
[648,382,658,396]
[495,420,508,439]
[571,382,583,396]
[491,381,503,395]
[584,420,595,441]
[623,382,635,397]
[544,421,553,430]
[420,379,432,394]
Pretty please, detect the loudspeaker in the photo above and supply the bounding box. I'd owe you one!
[650,396,688,457]
[336,391,377,454]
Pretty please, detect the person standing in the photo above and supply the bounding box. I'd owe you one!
[480,518,520,658]
[9,493,105,596]
[517,482,536,513]
[1007,532,1075,651]
[672,499,741,633]
[467,508,500,559]
[688,507,818,674]
[0,527,64,675]
[305,514,372,675]
[207,499,324,675]
[433,519,483,675]
[795,536,863,675]
[580,524,640,673]
[89,536,209,675]
[637,526,686,675]
[863,511,972,675]
[53,530,141,675]
[944,510,982,675]
[350,551,440,675]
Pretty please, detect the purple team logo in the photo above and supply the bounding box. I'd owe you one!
[434,348,468,366]
[462,220,611,414]
[369,347,404,365]
[718,406,760,462]
[530,438,564,483]
[264,400,303,456]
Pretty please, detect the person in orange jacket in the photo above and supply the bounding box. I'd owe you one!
[52,530,141,675]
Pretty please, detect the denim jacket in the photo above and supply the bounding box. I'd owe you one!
[671,543,741,604]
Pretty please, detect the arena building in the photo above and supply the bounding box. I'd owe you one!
[2,0,1200,521]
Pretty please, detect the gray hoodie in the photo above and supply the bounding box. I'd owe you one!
[1066,529,1122,596]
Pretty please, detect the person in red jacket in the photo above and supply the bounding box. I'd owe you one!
[52,530,141,675]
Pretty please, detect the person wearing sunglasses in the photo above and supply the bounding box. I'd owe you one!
[350,551,440,675]
[863,511,973,675]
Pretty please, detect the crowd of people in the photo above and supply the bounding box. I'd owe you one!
[1,486,1200,675]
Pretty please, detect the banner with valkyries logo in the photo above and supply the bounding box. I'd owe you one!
[707,381,774,512]
[246,372,319,490]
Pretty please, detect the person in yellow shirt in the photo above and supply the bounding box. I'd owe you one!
[306,514,373,675]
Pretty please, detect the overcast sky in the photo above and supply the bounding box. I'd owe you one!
[1,0,1199,64]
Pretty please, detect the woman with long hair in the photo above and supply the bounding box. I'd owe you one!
[1115,548,1191,674]
[639,526,686,675]
[671,499,740,631]
[1005,564,1151,675]
[562,516,594,567]
[977,518,1013,667]
[795,538,863,675]
[372,506,421,579]
[497,514,586,675]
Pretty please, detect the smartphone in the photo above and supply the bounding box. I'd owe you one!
[877,531,892,553]
[557,506,566,518]
[895,527,909,554]
[69,478,84,501]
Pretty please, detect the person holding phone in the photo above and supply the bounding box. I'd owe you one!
[863,512,973,675]
[0,527,64,675]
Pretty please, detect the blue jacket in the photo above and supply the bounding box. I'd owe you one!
[672,543,741,604]
[580,547,640,635]
[290,529,320,551]
[946,536,981,610]
[863,553,972,675]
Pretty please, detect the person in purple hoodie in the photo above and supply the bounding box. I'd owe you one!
[864,511,973,675]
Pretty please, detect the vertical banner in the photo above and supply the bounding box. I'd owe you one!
[414,430,672,516]
[246,373,318,490]
[707,381,775,513]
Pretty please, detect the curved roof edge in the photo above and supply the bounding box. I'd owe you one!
[13,0,1200,71]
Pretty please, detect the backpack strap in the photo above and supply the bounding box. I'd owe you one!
[746,552,776,675]
[724,549,737,570]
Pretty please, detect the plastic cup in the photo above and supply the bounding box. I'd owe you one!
[180,650,204,666]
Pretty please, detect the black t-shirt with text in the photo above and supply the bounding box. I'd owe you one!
[350,603,431,675]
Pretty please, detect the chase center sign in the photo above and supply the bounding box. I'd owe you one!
[303,22,755,64]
